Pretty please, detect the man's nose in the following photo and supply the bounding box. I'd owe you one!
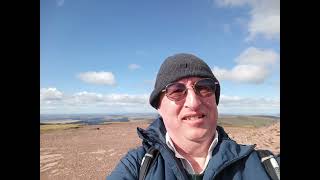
[184,88,201,110]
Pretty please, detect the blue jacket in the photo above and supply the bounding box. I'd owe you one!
[107,117,272,180]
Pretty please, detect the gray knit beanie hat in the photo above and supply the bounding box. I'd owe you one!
[150,53,220,109]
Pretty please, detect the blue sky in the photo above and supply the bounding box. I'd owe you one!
[41,0,280,115]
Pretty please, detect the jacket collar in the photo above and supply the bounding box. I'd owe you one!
[204,129,256,178]
[137,116,256,179]
[137,116,167,146]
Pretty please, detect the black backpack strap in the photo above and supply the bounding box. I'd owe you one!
[257,150,280,180]
[139,146,159,180]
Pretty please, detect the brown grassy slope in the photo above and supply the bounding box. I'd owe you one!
[223,122,280,154]
[40,121,279,180]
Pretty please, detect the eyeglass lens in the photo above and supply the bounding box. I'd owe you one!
[165,78,216,101]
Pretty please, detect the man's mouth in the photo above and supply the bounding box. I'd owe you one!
[182,114,206,121]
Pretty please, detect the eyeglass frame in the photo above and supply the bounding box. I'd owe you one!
[161,78,219,101]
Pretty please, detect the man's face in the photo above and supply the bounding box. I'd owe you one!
[157,77,218,143]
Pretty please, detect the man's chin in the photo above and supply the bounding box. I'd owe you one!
[185,130,212,142]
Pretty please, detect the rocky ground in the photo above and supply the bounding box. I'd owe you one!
[40,121,280,180]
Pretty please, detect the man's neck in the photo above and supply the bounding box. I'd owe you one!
[174,142,210,173]
[170,134,215,173]
[172,137,212,158]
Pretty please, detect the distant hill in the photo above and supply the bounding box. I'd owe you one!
[218,115,279,128]
[40,113,279,127]
[40,113,158,125]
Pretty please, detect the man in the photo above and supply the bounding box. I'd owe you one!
[107,53,275,180]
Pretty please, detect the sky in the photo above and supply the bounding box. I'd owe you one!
[40,0,280,115]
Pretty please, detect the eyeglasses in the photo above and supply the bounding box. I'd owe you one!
[161,78,218,101]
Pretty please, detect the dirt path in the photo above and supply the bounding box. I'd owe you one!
[40,121,279,180]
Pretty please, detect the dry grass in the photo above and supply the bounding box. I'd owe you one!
[217,116,277,128]
[40,119,279,180]
[40,124,84,133]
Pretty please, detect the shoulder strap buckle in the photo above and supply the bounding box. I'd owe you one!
[257,149,280,180]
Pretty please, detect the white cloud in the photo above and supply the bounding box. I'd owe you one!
[68,92,149,106]
[56,0,65,6]
[40,88,152,114]
[215,0,280,40]
[220,94,279,106]
[235,47,279,66]
[40,88,63,101]
[213,47,279,84]
[128,64,141,70]
[77,71,116,86]
[215,64,269,83]
[40,88,279,115]
[218,94,279,115]
[215,0,249,6]
[247,13,279,41]
[71,91,104,105]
